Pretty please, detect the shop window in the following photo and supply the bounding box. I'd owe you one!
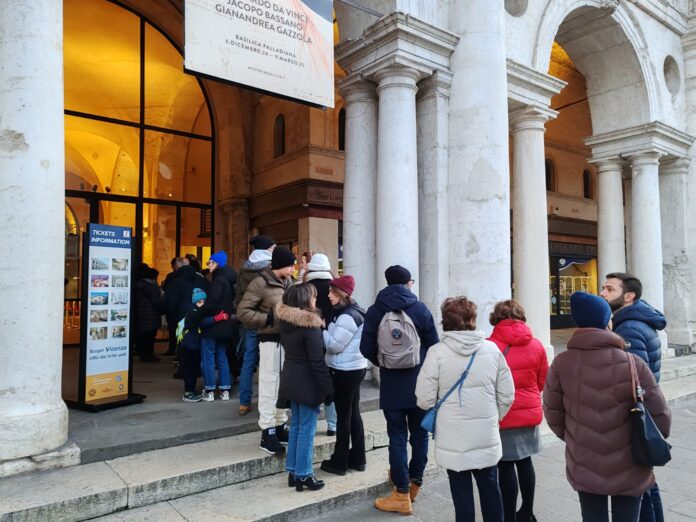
[273,114,286,158]
[583,169,594,199]
[545,159,556,192]
[338,108,346,151]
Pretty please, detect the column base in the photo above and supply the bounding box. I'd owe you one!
[0,442,79,479]
[0,401,68,461]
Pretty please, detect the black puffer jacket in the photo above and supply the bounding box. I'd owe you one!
[135,277,164,333]
[277,304,334,407]
[201,265,237,339]
[164,265,198,325]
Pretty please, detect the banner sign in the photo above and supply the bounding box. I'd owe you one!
[185,0,335,107]
[83,224,132,403]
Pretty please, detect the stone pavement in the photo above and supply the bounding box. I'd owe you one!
[306,399,696,522]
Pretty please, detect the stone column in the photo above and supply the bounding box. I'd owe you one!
[595,158,626,279]
[660,159,693,347]
[417,72,451,320]
[339,78,378,306]
[0,0,68,460]
[630,152,664,311]
[219,197,249,268]
[375,66,420,294]
[298,217,340,276]
[510,106,553,357]
[448,0,511,329]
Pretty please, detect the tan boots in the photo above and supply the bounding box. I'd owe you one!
[374,490,413,515]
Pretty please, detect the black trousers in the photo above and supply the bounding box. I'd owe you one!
[497,457,536,521]
[447,466,504,522]
[180,348,201,393]
[328,368,366,470]
[578,491,641,522]
[136,330,157,360]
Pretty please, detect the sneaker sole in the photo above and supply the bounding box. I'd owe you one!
[182,398,202,403]
[259,445,285,456]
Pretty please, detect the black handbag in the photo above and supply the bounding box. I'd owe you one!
[627,353,671,467]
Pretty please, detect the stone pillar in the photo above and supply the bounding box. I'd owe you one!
[448,0,511,330]
[375,66,420,294]
[510,106,553,358]
[417,72,451,320]
[219,197,249,269]
[298,217,340,276]
[0,0,68,460]
[630,152,664,311]
[595,158,626,279]
[340,79,378,306]
[660,159,693,347]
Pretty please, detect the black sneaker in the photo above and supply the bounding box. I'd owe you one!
[326,429,336,437]
[260,428,286,456]
[276,424,289,445]
[320,459,346,476]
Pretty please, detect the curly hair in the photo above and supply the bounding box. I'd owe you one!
[441,297,477,331]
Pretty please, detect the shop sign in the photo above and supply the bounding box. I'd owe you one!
[83,224,132,404]
[185,0,335,108]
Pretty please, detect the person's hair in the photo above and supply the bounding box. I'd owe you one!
[185,253,202,273]
[302,251,313,263]
[489,299,526,326]
[441,297,477,331]
[170,257,177,268]
[329,285,354,309]
[606,272,643,300]
[173,256,189,269]
[282,282,317,311]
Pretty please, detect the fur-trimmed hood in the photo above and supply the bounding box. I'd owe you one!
[276,303,323,328]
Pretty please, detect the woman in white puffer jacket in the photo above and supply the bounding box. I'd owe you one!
[319,275,369,476]
[416,296,514,522]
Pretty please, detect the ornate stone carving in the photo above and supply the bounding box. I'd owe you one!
[599,0,620,12]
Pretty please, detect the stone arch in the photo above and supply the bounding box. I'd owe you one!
[533,0,658,134]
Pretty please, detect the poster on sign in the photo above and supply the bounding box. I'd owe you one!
[72,223,144,410]
[184,0,334,108]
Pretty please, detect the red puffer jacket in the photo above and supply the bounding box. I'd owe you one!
[488,319,548,429]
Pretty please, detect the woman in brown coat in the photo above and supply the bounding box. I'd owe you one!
[543,292,671,522]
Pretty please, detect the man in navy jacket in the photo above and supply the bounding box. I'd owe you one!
[600,272,667,522]
[360,265,439,516]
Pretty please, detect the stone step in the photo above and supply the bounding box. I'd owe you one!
[4,371,696,522]
[660,353,696,382]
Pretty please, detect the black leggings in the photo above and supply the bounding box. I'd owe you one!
[497,457,536,521]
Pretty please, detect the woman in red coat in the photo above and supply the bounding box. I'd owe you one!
[488,300,548,522]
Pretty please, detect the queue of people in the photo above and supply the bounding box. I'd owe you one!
[136,237,672,522]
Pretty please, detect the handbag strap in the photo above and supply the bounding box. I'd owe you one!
[503,345,512,356]
[434,351,477,411]
[626,350,642,403]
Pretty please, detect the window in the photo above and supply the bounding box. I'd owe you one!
[545,159,556,192]
[273,114,286,158]
[338,108,346,151]
[583,169,594,199]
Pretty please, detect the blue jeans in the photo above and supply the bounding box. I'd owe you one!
[200,337,231,391]
[286,402,320,478]
[383,408,429,491]
[325,402,337,431]
[238,329,259,406]
[640,483,663,522]
[448,466,503,522]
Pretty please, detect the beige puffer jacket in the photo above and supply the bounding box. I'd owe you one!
[237,268,291,336]
[416,330,515,472]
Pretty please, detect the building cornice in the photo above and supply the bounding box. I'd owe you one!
[507,59,566,114]
[584,122,694,160]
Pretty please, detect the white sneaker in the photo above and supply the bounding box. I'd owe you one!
[220,390,230,401]
[201,391,215,402]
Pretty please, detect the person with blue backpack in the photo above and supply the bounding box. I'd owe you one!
[359,265,439,516]
[178,288,229,402]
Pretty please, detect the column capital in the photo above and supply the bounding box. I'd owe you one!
[373,64,422,93]
[660,157,690,176]
[589,156,625,172]
[417,70,454,101]
[628,150,662,167]
[338,75,377,104]
[509,104,556,133]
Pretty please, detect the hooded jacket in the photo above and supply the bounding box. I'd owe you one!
[234,250,272,309]
[360,285,439,410]
[200,264,237,340]
[134,276,164,333]
[323,304,368,371]
[612,300,666,381]
[276,304,334,407]
[543,328,671,497]
[237,267,291,338]
[416,331,515,472]
[164,264,198,325]
[488,319,548,429]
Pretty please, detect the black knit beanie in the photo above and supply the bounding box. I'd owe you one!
[271,246,296,269]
